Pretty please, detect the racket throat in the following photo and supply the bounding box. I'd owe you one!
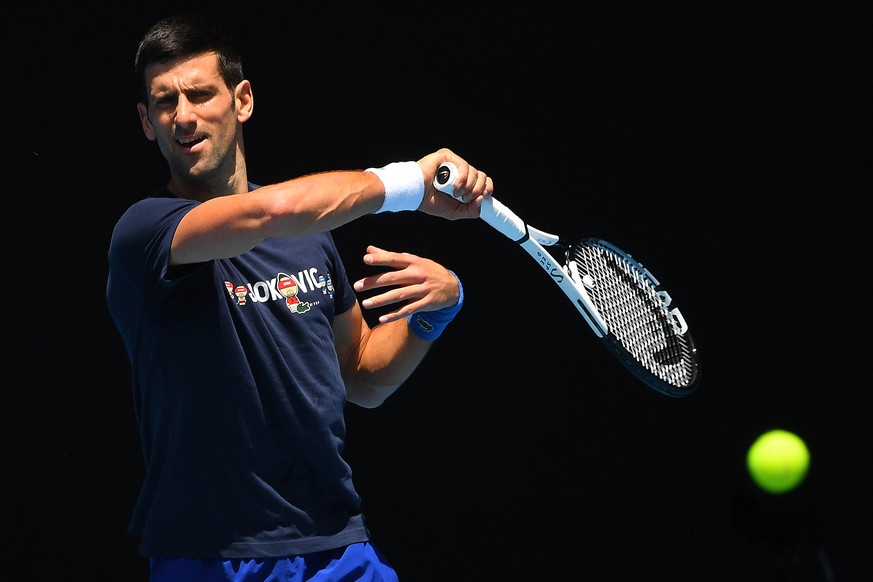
[565,259,609,337]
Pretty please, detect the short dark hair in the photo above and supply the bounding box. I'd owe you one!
[134,13,245,103]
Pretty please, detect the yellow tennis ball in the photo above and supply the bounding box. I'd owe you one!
[746,429,810,494]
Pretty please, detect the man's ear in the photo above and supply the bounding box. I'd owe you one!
[137,103,156,141]
[236,80,253,123]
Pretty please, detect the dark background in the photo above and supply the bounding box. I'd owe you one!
[5,2,868,580]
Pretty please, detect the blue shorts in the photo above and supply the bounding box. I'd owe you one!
[149,542,399,581]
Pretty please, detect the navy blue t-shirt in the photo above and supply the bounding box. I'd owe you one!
[106,186,367,558]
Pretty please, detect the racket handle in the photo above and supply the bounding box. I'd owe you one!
[434,162,549,243]
[433,162,463,199]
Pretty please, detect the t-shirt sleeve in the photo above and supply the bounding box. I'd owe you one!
[108,196,198,304]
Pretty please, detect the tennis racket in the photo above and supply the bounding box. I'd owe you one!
[434,162,700,397]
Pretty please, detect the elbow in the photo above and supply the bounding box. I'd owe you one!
[346,384,394,409]
[352,398,383,410]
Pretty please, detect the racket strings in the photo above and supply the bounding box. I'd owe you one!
[571,243,697,390]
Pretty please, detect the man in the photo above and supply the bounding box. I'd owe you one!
[106,13,493,581]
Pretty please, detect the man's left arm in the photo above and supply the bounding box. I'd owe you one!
[334,245,463,408]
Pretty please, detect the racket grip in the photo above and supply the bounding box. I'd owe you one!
[434,162,528,241]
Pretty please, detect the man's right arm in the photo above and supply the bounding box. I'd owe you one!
[170,148,493,267]
[170,170,383,266]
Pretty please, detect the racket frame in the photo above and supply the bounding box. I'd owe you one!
[433,162,699,396]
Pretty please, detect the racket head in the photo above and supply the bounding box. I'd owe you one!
[565,237,701,397]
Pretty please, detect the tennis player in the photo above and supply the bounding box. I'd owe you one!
[106,12,492,581]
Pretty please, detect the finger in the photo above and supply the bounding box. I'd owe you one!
[468,175,493,208]
[376,296,430,324]
[360,284,426,310]
[353,267,412,292]
[362,245,387,266]
[355,259,429,293]
[484,175,493,197]
[453,165,476,203]
[472,170,489,199]
[454,167,489,203]
[363,247,413,269]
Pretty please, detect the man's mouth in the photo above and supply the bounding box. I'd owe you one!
[177,136,205,149]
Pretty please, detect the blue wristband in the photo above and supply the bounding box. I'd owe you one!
[407,271,464,341]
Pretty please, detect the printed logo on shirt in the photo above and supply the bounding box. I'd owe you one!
[224,268,335,313]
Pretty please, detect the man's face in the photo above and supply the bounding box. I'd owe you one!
[137,52,245,186]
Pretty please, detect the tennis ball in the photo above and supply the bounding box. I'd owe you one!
[746,429,810,494]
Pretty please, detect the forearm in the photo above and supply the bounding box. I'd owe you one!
[172,170,386,265]
[344,318,434,409]
[340,256,464,407]
[258,170,386,236]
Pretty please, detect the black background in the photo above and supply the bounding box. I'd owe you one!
[5,2,869,580]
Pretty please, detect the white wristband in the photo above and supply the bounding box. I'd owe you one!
[366,161,425,213]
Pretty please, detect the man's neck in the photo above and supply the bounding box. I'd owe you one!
[167,159,249,201]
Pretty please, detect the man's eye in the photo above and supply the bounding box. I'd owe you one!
[188,92,212,104]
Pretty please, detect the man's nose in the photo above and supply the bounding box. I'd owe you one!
[174,96,196,125]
